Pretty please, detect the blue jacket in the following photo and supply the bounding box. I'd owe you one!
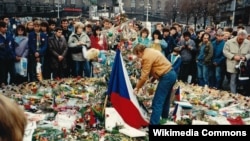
[98,51,107,65]
[28,31,48,56]
[134,36,151,48]
[0,33,16,61]
[212,40,225,65]
[163,35,176,56]
[167,54,182,74]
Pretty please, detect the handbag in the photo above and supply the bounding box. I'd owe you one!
[82,45,87,59]
[73,35,88,58]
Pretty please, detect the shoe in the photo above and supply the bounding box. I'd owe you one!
[159,118,168,125]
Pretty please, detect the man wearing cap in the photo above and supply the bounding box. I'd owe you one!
[209,29,226,89]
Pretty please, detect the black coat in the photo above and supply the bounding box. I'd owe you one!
[48,35,68,69]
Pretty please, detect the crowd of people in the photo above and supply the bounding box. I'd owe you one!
[1,14,250,140]
[0,15,250,96]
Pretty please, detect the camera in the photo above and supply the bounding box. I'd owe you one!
[235,60,244,69]
[184,41,189,48]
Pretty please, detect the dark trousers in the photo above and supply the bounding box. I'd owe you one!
[179,62,192,83]
[0,59,15,85]
[65,51,73,77]
[52,63,66,79]
[15,74,28,85]
[43,53,52,79]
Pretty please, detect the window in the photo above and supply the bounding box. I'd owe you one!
[157,0,161,9]
[149,0,153,7]
[131,0,135,8]
[141,0,145,7]
[71,0,75,5]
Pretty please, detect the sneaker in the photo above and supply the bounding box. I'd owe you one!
[159,118,168,125]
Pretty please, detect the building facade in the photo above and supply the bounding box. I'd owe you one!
[217,0,250,27]
[122,0,169,22]
[0,0,88,17]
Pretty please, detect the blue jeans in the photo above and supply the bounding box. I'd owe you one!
[230,73,237,94]
[150,69,177,125]
[197,62,209,86]
[209,65,222,89]
[73,60,91,77]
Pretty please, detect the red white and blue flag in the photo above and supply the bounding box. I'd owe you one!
[175,86,181,101]
[107,49,149,129]
[172,104,181,122]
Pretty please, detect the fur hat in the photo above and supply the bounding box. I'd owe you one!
[216,29,224,36]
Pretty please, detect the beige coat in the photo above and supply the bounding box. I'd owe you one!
[223,37,250,73]
[68,32,91,61]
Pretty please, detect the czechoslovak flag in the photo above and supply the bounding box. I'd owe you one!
[175,86,181,101]
[172,104,182,122]
[107,49,149,129]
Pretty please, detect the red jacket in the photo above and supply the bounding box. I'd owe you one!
[90,35,108,50]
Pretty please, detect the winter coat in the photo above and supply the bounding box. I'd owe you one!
[90,35,108,50]
[197,41,213,66]
[48,35,68,69]
[0,33,16,61]
[223,37,250,73]
[175,39,196,63]
[212,40,225,65]
[68,32,91,61]
[14,36,29,57]
[28,31,48,56]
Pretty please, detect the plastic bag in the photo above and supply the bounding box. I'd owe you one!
[15,57,28,77]
[82,45,87,59]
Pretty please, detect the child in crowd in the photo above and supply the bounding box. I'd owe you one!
[167,48,182,78]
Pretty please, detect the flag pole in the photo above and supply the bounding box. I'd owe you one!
[102,95,108,116]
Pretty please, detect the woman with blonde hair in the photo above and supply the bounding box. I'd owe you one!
[25,21,34,36]
[68,22,91,77]
[0,94,27,141]
[86,48,107,64]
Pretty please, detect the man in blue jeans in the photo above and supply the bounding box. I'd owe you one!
[133,44,177,125]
